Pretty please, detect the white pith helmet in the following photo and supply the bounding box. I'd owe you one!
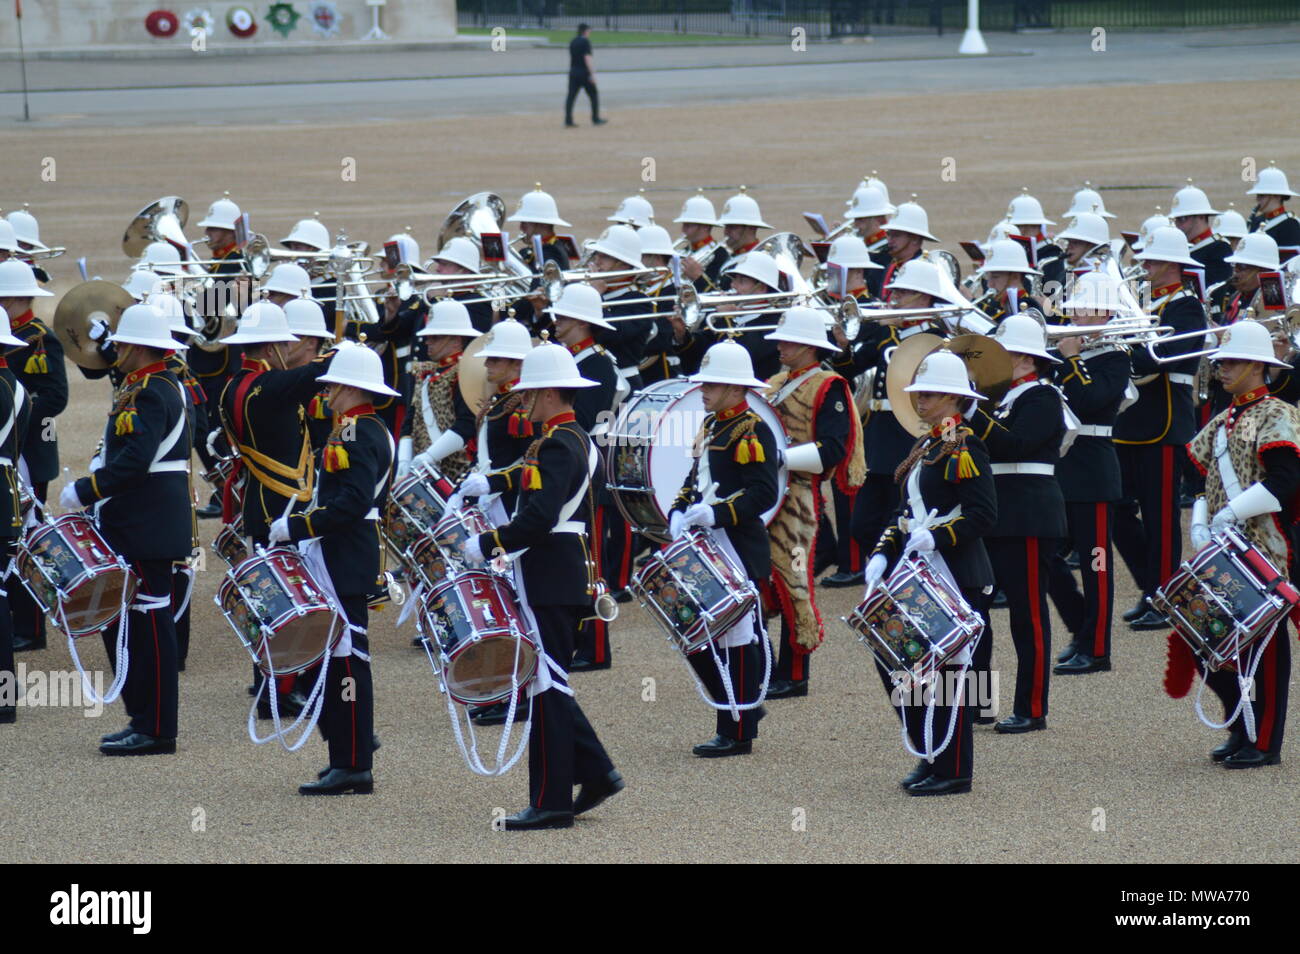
[1224,232,1280,271]
[674,192,719,226]
[1210,320,1289,367]
[827,235,881,270]
[417,299,479,338]
[431,236,482,274]
[764,305,837,351]
[1056,213,1110,249]
[111,303,187,351]
[0,260,52,297]
[688,340,766,388]
[995,313,1060,363]
[507,186,572,228]
[977,239,1041,276]
[1169,181,1220,219]
[586,224,644,269]
[263,263,314,298]
[197,195,241,230]
[717,189,772,229]
[1247,165,1299,198]
[1135,226,1199,266]
[319,341,401,396]
[1063,182,1116,220]
[905,350,985,401]
[220,300,298,345]
[547,282,613,329]
[284,298,331,339]
[477,319,534,360]
[883,200,938,242]
[281,218,330,252]
[1007,191,1055,227]
[511,342,598,391]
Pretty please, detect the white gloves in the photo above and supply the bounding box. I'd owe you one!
[462,535,484,565]
[1218,481,1282,530]
[58,482,81,510]
[669,511,686,540]
[89,454,103,474]
[428,431,466,464]
[864,553,888,594]
[460,473,490,498]
[205,429,224,460]
[907,528,935,554]
[683,502,715,530]
[88,317,110,342]
[269,516,291,544]
[1190,497,1211,550]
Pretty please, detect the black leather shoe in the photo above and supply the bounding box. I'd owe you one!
[906,775,971,796]
[766,678,808,699]
[318,736,381,778]
[12,632,45,652]
[0,706,15,725]
[569,656,611,672]
[564,121,578,128]
[1210,730,1247,763]
[504,806,574,829]
[1223,745,1281,769]
[994,714,1046,734]
[990,589,1007,609]
[812,549,835,579]
[470,701,528,726]
[1056,641,1080,663]
[574,770,625,815]
[1054,652,1111,675]
[900,760,932,788]
[692,734,752,758]
[613,588,633,604]
[1122,599,1150,623]
[1128,608,1169,631]
[821,570,864,588]
[100,732,176,756]
[300,768,373,795]
[100,726,134,743]
[592,118,608,126]
[195,501,223,520]
[973,714,997,725]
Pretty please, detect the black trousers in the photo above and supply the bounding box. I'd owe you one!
[850,473,899,568]
[1203,621,1291,754]
[686,640,765,741]
[529,603,615,812]
[565,74,600,123]
[317,594,374,772]
[0,540,15,711]
[101,558,179,739]
[987,536,1053,719]
[773,611,811,682]
[172,562,192,669]
[1114,443,1182,598]
[827,481,861,573]
[10,480,46,643]
[1046,500,1115,659]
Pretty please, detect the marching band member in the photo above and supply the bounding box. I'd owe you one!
[1176,321,1300,768]
[672,251,785,380]
[607,193,655,230]
[0,261,64,654]
[7,208,53,284]
[841,185,893,297]
[973,239,1043,323]
[1047,273,1131,674]
[1114,227,1207,631]
[669,340,779,757]
[1006,191,1064,290]
[716,188,770,262]
[1062,183,1118,223]
[1170,182,1232,288]
[633,224,680,385]
[0,221,18,264]
[283,297,338,457]
[1215,204,1250,253]
[546,284,618,669]
[0,306,30,725]
[968,315,1069,732]
[1055,212,1111,288]
[460,343,622,829]
[864,350,996,795]
[832,259,944,593]
[269,343,397,794]
[585,224,652,395]
[880,199,937,296]
[674,191,729,293]
[762,307,865,699]
[63,304,192,755]
[1246,164,1300,254]
[428,237,495,334]
[508,186,573,273]
[398,301,478,483]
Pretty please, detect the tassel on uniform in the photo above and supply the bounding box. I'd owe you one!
[955,448,978,479]
[522,462,542,490]
[308,394,328,419]
[324,442,350,473]
[733,432,764,464]
[1164,632,1196,699]
[24,352,47,375]
[508,410,533,438]
[114,409,137,436]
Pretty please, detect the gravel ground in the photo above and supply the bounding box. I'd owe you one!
[1,54,1298,863]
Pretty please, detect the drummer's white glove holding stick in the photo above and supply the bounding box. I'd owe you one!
[58,481,81,511]
[1190,496,1211,550]
[1212,482,1281,534]
[907,528,935,554]
[863,553,888,599]
[462,535,485,565]
[669,510,687,540]
[459,473,490,498]
[268,516,291,544]
[683,502,715,531]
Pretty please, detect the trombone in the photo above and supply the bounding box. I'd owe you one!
[1043,317,1172,346]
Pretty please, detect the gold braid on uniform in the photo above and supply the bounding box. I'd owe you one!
[893,423,979,485]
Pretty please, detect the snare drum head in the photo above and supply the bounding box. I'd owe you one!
[21,516,136,635]
[424,571,536,705]
[223,553,336,675]
[609,379,788,534]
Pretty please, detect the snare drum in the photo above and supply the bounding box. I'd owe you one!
[217,547,341,676]
[200,455,236,489]
[212,525,248,568]
[845,555,984,691]
[429,505,490,573]
[383,463,455,560]
[630,530,756,655]
[421,570,538,706]
[1152,526,1299,672]
[16,514,139,636]
[606,379,787,543]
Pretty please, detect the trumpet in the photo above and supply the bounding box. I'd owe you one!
[1143,324,1228,363]
[1043,317,1172,346]
[23,245,67,261]
[699,296,864,336]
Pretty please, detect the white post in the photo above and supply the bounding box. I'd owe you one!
[363,0,390,40]
[958,0,988,55]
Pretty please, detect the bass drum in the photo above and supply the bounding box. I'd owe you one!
[605,378,787,544]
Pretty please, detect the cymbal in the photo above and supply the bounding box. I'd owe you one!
[945,334,1013,407]
[54,280,134,370]
[883,332,944,437]
[458,333,490,413]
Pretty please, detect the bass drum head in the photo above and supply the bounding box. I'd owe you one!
[605,382,780,545]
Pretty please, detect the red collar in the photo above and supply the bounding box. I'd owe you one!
[241,356,272,372]
[1261,206,1288,221]
[734,240,758,255]
[211,243,237,258]
[543,410,576,435]
[543,234,559,245]
[8,309,34,329]
[1152,281,1183,299]
[337,403,375,422]
[716,400,749,421]
[691,236,713,251]
[497,376,520,394]
[928,416,959,439]
[1011,372,1039,387]
[123,360,169,387]
[790,362,821,378]
[1232,386,1268,407]
[0,357,9,369]
[863,229,887,245]
[437,351,461,369]
[566,336,595,356]
[1191,228,1214,244]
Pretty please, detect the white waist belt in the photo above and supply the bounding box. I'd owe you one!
[396,345,411,359]
[867,399,891,412]
[1168,374,1194,387]
[148,460,190,474]
[1075,425,1112,437]
[0,456,12,468]
[615,366,638,381]
[991,462,1055,476]
[553,520,584,535]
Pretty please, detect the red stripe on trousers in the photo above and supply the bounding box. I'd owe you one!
[1026,537,1045,717]
[1093,502,1109,657]
[617,521,632,589]
[1257,632,1279,752]
[1160,447,1174,583]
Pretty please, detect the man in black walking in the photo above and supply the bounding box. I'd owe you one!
[566,24,606,128]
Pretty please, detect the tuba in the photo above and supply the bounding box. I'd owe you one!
[438,193,535,301]
[753,231,813,296]
[122,196,204,275]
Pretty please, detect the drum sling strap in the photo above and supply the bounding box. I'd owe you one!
[229,369,315,503]
[0,379,25,468]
